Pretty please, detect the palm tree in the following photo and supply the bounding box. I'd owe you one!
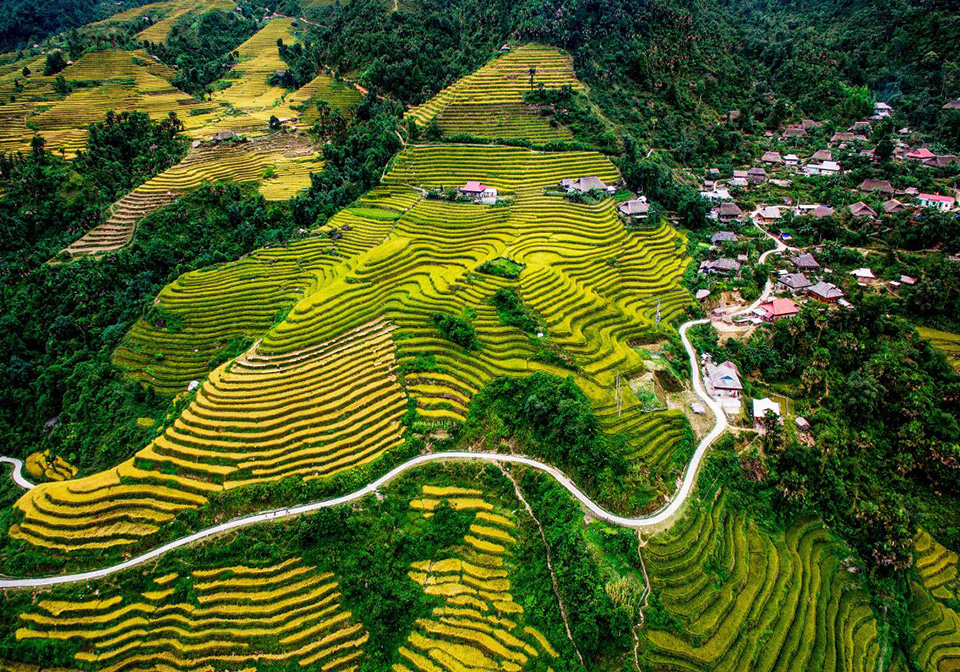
[528,65,537,89]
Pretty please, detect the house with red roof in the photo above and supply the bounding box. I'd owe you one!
[757,298,800,322]
[459,181,498,204]
[917,193,956,211]
[905,147,937,161]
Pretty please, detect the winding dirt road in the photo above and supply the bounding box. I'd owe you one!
[0,225,793,589]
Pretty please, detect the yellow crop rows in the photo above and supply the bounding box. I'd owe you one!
[0,49,218,157]
[408,45,582,142]
[7,142,692,555]
[60,133,322,258]
[639,498,883,671]
[11,318,406,550]
[24,450,78,481]
[16,558,367,671]
[917,326,960,371]
[396,485,560,672]
[203,19,300,134]
[909,530,960,669]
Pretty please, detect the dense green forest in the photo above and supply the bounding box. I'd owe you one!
[0,0,150,51]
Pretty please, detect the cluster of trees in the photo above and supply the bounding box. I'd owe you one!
[144,9,258,96]
[432,312,478,351]
[290,94,403,227]
[75,110,187,201]
[698,301,960,574]
[463,373,628,497]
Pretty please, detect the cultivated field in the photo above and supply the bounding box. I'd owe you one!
[918,326,960,371]
[640,498,884,671]
[398,484,560,671]
[0,49,218,157]
[15,558,368,670]
[11,143,692,554]
[910,530,960,669]
[407,44,582,143]
[60,133,322,257]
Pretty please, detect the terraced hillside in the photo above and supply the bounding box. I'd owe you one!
[397,484,561,671]
[60,133,322,258]
[12,318,406,551]
[407,45,582,143]
[205,19,300,134]
[15,558,368,670]
[0,474,568,671]
[639,498,883,671]
[10,143,690,556]
[918,326,960,371]
[909,530,960,669]
[0,49,218,156]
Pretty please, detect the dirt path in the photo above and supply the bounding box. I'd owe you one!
[499,464,584,667]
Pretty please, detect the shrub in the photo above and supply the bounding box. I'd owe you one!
[476,257,523,279]
[432,312,478,350]
[489,287,540,335]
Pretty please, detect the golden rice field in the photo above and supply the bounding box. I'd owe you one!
[12,318,406,550]
[918,326,960,371]
[204,19,300,133]
[407,45,582,143]
[135,0,237,43]
[397,484,560,672]
[639,498,885,671]
[60,133,322,257]
[15,558,368,671]
[0,19,331,157]
[0,482,561,672]
[909,530,960,670]
[10,143,691,555]
[286,72,364,121]
[0,49,218,157]
[24,450,77,482]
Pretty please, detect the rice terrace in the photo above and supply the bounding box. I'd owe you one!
[1,0,959,671]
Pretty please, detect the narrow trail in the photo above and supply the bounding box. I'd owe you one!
[0,223,792,590]
[499,465,584,667]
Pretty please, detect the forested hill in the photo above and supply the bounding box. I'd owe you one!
[738,0,960,128]
[0,0,151,51]
[280,0,960,167]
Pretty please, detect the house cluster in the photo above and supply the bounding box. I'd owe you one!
[770,251,850,310]
[856,179,956,215]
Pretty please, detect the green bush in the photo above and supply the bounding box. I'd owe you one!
[489,287,540,335]
[432,313,479,351]
[476,257,523,279]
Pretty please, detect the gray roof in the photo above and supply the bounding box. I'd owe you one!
[849,201,878,218]
[719,202,744,217]
[810,205,835,219]
[883,199,906,213]
[711,231,739,243]
[859,179,894,194]
[791,253,820,269]
[807,281,843,300]
[778,273,813,289]
[618,199,650,215]
[709,258,741,271]
[563,176,608,192]
[707,361,743,390]
[811,149,833,162]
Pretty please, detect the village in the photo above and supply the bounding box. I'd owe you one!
[670,99,960,439]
